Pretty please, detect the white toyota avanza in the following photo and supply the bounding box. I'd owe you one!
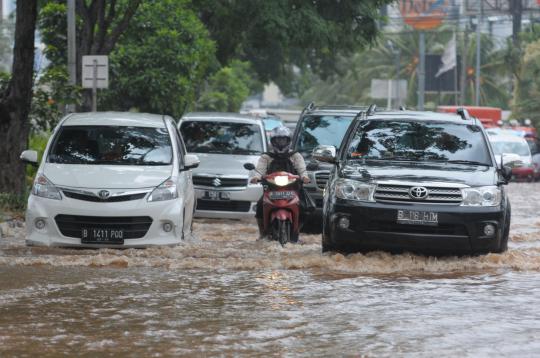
[20,112,199,248]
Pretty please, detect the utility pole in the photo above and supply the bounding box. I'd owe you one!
[67,0,76,112]
[418,31,425,110]
[475,0,482,106]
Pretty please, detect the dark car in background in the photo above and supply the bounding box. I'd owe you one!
[292,104,366,232]
[316,108,514,255]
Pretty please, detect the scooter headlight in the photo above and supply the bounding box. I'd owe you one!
[147,178,178,202]
[32,174,62,200]
[274,175,290,186]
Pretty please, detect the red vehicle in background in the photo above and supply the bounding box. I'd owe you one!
[438,106,502,128]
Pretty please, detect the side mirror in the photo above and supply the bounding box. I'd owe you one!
[20,150,38,166]
[183,154,200,170]
[501,153,523,168]
[243,163,255,171]
[501,166,512,183]
[312,145,337,163]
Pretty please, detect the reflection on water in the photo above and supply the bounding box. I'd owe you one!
[0,183,539,355]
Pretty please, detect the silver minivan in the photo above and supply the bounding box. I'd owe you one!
[178,112,266,219]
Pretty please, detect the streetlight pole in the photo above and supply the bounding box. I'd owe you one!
[475,0,483,106]
[418,31,425,110]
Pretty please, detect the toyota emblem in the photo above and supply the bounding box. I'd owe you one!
[409,186,428,200]
[212,178,222,187]
[98,190,111,200]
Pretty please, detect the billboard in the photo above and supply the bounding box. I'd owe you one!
[399,0,450,30]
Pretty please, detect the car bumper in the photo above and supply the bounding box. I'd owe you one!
[25,194,186,248]
[193,185,262,219]
[327,200,506,255]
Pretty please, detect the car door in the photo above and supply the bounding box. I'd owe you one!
[169,119,195,233]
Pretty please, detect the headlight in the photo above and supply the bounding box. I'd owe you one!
[335,179,375,202]
[268,175,295,186]
[147,178,178,202]
[32,174,62,200]
[461,186,501,207]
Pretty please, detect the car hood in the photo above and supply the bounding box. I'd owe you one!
[341,161,498,186]
[43,164,172,189]
[190,153,260,177]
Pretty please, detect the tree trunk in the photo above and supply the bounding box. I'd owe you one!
[0,0,38,194]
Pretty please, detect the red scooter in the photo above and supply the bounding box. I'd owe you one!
[244,163,301,246]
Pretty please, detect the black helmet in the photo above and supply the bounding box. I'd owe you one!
[270,126,292,154]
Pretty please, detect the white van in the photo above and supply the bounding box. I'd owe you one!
[20,112,199,247]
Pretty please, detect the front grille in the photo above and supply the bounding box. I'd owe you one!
[62,191,147,202]
[193,176,248,188]
[55,215,153,239]
[374,184,462,204]
[315,171,330,189]
[366,220,467,236]
[197,200,251,212]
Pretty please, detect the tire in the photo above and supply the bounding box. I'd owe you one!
[272,220,290,246]
[495,203,511,253]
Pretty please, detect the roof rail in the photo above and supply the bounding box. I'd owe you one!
[399,105,406,111]
[313,105,369,111]
[456,107,471,120]
[367,104,377,116]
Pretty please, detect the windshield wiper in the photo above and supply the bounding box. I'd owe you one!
[443,160,489,166]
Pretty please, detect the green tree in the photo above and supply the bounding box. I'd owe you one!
[99,0,214,117]
[194,0,392,93]
[196,60,258,112]
[512,39,540,128]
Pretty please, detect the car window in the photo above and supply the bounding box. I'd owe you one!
[491,140,531,156]
[180,121,263,155]
[48,125,172,165]
[295,115,354,158]
[346,120,492,165]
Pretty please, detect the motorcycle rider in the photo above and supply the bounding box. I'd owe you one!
[250,126,310,240]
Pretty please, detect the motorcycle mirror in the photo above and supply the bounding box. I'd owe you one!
[243,163,255,171]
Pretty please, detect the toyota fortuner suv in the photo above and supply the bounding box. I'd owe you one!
[292,104,366,232]
[315,108,514,255]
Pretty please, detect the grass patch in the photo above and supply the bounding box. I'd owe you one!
[0,192,27,219]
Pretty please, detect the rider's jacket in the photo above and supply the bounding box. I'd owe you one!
[253,151,308,180]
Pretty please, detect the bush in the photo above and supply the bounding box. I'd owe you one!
[0,193,27,214]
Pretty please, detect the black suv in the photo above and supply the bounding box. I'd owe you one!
[315,108,513,255]
[292,104,366,232]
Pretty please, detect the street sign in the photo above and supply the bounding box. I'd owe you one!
[371,79,408,108]
[82,55,108,89]
[399,0,449,30]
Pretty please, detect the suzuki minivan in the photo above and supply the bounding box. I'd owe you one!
[20,112,199,248]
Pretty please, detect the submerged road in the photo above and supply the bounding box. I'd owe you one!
[0,183,539,356]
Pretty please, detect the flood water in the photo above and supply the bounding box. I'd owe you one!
[1,183,540,356]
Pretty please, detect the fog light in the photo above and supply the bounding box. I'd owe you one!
[35,219,46,230]
[484,224,496,237]
[338,217,350,230]
[162,222,173,232]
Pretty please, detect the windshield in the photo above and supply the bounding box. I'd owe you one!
[346,120,492,165]
[262,117,283,131]
[295,115,354,158]
[48,126,172,165]
[491,140,531,157]
[180,121,263,155]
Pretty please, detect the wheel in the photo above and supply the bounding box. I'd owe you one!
[272,220,290,246]
[495,203,511,253]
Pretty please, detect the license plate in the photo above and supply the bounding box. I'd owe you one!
[204,190,230,200]
[269,191,295,200]
[397,210,438,226]
[81,228,124,244]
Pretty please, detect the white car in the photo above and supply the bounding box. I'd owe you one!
[488,133,534,181]
[178,112,265,219]
[20,112,199,248]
